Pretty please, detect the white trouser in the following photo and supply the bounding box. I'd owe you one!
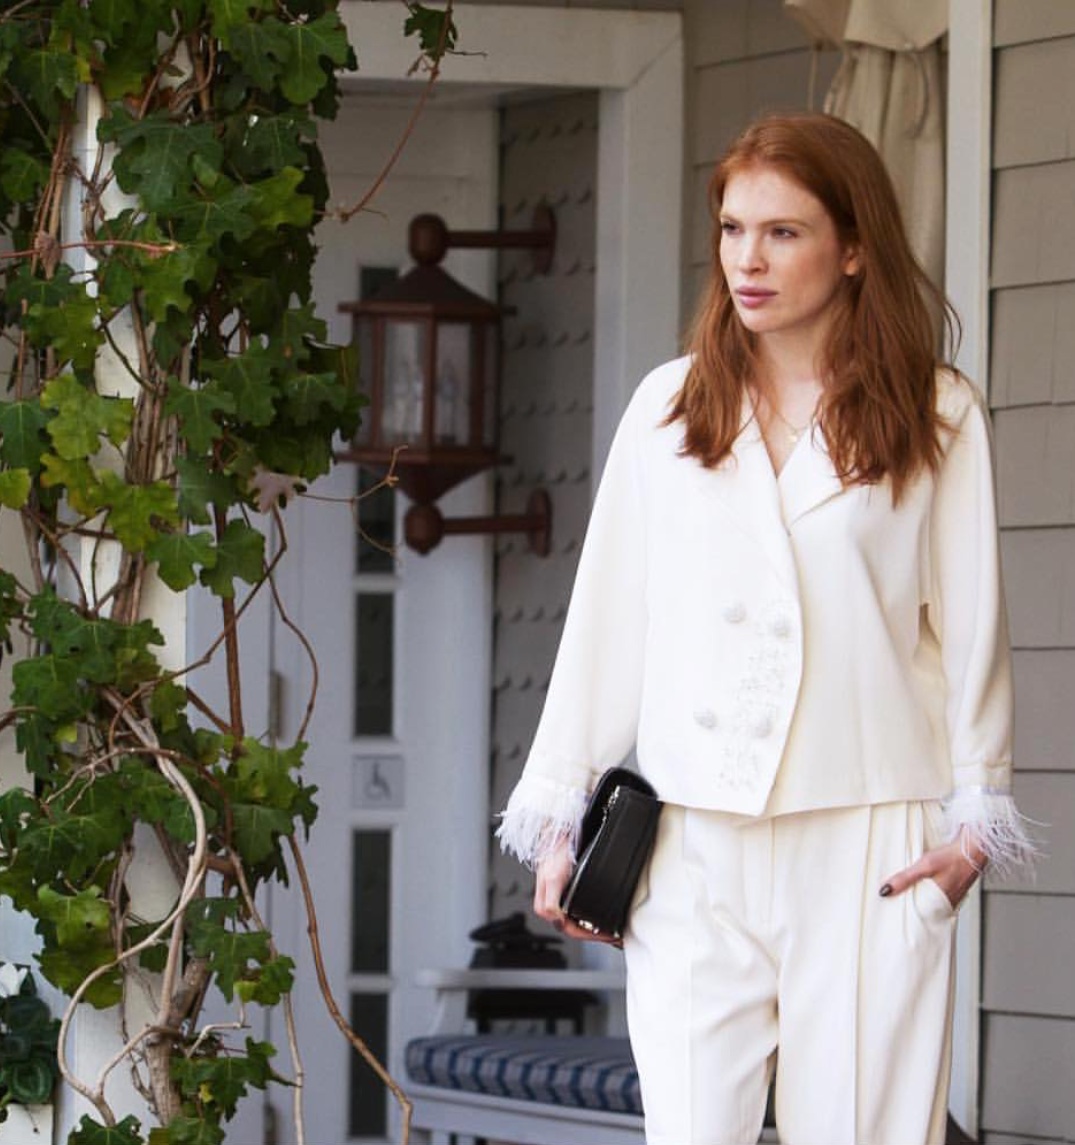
[623,801,956,1145]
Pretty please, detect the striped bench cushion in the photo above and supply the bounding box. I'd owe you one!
[404,1035,643,1116]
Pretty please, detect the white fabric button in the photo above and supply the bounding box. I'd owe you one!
[722,602,746,624]
[750,713,773,738]
[770,614,792,639]
[693,708,718,730]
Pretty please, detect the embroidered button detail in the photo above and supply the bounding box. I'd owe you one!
[722,602,747,624]
[693,708,718,730]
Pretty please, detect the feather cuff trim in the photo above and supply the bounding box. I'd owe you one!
[942,787,1041,877]
[496,774,588,870]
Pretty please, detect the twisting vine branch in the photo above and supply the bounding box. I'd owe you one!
[0,3,459,1143]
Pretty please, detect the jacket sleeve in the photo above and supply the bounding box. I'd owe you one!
[496,383,650,869]
[927,379,1037,874]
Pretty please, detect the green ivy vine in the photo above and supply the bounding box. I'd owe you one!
[0,1,455,1141]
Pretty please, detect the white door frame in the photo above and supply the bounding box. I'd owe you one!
[339,2,685,477]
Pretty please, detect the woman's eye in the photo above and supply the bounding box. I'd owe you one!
[773,227,797,239]
[719,220,739,235]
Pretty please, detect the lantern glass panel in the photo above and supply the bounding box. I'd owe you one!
[434,322,473,446]
[482,323,498,449]
[355,317,375,446]
[382,320,428,445]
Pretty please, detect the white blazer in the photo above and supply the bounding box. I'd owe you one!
[499,357,1030,870]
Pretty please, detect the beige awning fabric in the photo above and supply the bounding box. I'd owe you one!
[785,0,947,289]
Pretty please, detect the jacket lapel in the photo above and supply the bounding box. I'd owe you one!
[705,414,799,592]
[701,404,848,590]
[777,423,847,527]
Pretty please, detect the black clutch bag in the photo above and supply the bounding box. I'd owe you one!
[559,767,661,939]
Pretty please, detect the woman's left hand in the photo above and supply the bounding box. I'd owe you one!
[880,827,987,910]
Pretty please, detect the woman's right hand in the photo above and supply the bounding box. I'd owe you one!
[533,837,622,945]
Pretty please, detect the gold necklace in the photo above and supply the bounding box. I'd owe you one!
[768,403,812,444]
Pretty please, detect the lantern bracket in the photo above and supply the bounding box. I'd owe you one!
[403,490,552,557]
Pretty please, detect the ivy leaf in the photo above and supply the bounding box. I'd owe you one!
[13,48,80,123]
[172,1038,277,1118]
[68,1114,143,1145]
[241,112,315,173]
[199,519,265,598]
[96,471,180,551]
[165,378,237,453]
[145,530,218,591]
[38,454,103,516]
[148,679,187,733]
[98,31,166,102]
[14,713,63,780]
[37,885,112,950]
[404,3,459,60]
[6,266,102,372]
[100,108,223,214]
[228,802,295,870]
[218,19,286,91]
[277,14,351,104]
[235,954,294,1007]
[17,811,84,876]
[50,295,104,374]
[278,303,326,362]
[229,739,308,809]
[187,903,271,1001]
[175,456,240,524]
[87,0,141,47]
[208,0,274,37]
[279,371,348,426]
[0,468,31,509]
[250,423,334,481]
[41,375,133,459]
[162,1117,225,1145]
[246,167,313,231]
[140,240,218,321]
[0,400,51,474]
[173,182,257,245]
[208,348,278,427]
[12,654,88,722]
[0,787,36,850]
[0,146,50,201]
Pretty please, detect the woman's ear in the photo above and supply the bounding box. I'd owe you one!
[843,245,863,277]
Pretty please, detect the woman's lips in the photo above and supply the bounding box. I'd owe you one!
[734,287,776,309]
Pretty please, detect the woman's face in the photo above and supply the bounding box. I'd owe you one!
[718,164,860,359]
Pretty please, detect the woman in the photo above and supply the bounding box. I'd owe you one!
[497,113,1034,1145]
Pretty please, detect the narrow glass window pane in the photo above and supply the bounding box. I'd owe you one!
[348,992,389,1138]
[382,321,427,445]
[354,317,375,447]
[351,829,390,974]
[356,469,395,574]
[434,322,472,445]
[355,593,393,737]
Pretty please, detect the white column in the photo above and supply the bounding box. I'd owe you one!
[945,1,993,1136]
[53,86,187,1144]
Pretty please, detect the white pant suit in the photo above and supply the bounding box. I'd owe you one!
[625,800,956,1145]
[498,359,1034,1145]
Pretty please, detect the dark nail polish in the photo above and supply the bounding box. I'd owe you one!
[879,883,893,897]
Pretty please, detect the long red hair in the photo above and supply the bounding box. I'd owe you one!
[670,112,956,501]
